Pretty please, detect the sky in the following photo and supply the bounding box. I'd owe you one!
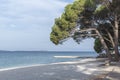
[0,0,95,51]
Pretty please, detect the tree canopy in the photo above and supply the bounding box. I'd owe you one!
[50,0,120,61]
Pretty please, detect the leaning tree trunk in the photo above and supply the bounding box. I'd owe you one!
[95,29,112,61]
[105,29,118,61]
[77,28,112,61]
[114,15,120,61]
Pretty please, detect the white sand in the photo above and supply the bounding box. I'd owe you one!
[0,58,119,80]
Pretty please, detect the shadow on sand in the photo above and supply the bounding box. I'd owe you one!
[0,58,119,80]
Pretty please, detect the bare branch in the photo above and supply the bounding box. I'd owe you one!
[77,28,97,33]
[75,34,98,37]
[103,36,112,43]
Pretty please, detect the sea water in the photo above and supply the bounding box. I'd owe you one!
[0,51,97,69]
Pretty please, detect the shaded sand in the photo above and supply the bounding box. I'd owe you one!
[0,58,119,80]
[103,62,120,80]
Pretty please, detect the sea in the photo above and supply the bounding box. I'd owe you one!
[0,51,97,69]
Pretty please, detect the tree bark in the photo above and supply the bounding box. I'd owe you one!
[95,29,112,61]
[114,15,120,61]
[105,29,115,48]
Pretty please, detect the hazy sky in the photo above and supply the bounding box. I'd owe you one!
[0,0,94,51]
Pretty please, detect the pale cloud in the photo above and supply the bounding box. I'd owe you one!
[0,0,94,51]
[0,0,68,30]
[0,0,74,50]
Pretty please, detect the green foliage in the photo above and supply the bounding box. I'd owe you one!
[64,4,78,22]
[55,18,69,31]
[50,0,106,45]
[50,0,87,45]
[71,0,86,15]
[94,38,103,53]
[84,0,96,9]
[50,0,120,56]
[50,24,69,45]
[94,5,109,19]
[94,5,106,14]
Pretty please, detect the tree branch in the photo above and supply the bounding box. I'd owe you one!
[77,28,97,33]
[75,34,98,37]
[105,29,115,47]
[103,36,112,43]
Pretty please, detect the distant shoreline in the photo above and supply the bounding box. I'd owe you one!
[0,50,95,52]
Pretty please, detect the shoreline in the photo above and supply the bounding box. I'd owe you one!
[0,58,119,80]
[0,64,45,72]
[0,58,96,72]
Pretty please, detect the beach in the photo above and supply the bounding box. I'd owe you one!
[0,58,119,80]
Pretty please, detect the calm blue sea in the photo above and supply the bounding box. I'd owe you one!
[0,51,97,69]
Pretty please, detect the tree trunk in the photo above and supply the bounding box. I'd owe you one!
[77,28,112,61]
[114,15,120,61]
[95,29,112,61]
[105,29,115,48]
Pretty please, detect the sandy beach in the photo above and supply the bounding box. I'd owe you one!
[0,58,119,80]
